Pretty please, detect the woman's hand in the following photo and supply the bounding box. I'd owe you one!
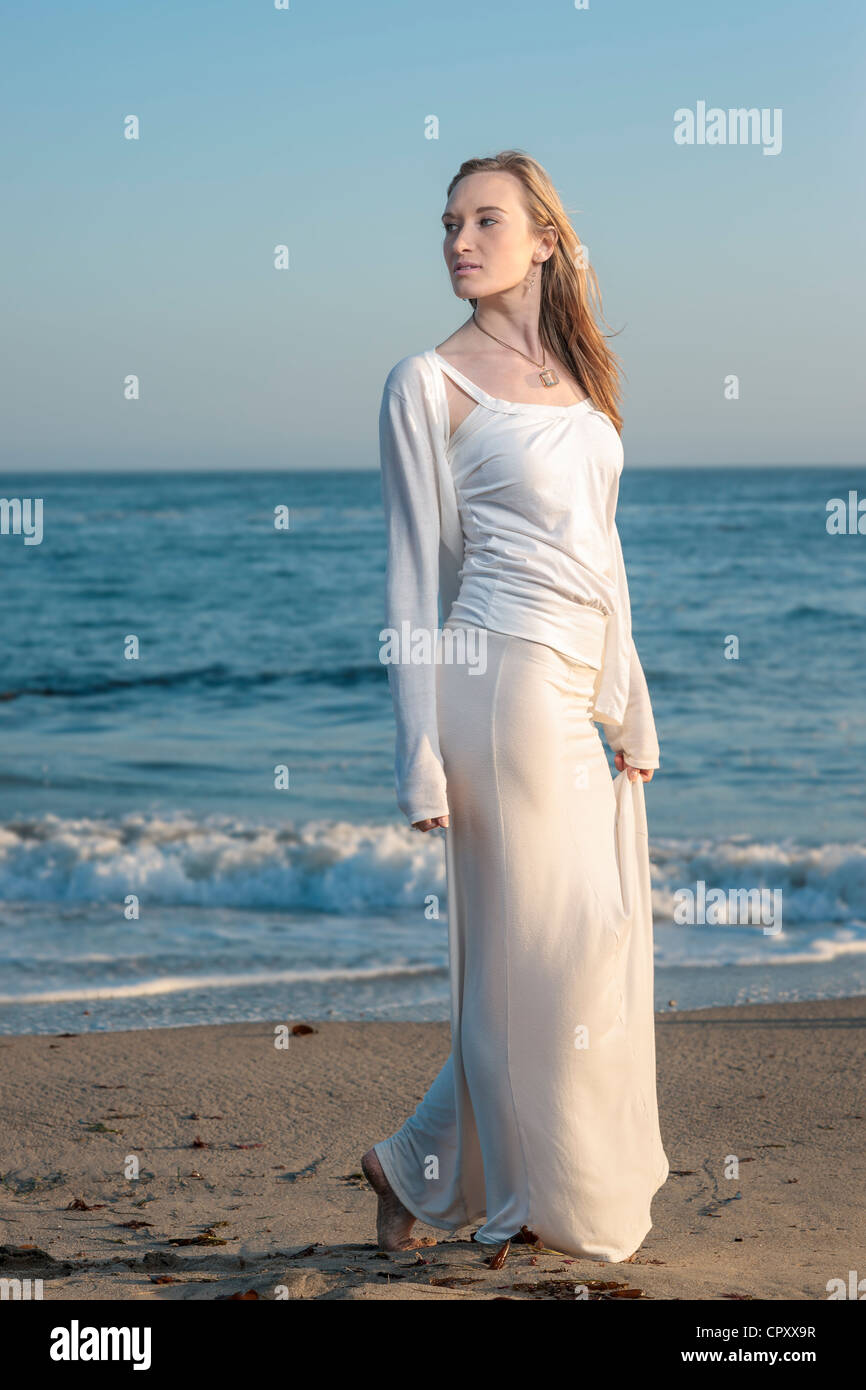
[412,815,450,832]
[615,752,654,784]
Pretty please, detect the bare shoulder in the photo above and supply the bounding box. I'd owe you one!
[433,324,476,366]
[435,327,589,407]
[432,330,482,437]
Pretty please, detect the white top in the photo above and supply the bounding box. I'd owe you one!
[378,348,660,825]
[438,351,615,672]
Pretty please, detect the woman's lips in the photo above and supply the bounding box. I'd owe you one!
[454,265,481,276]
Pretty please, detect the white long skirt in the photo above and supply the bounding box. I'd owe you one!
[375,624,669,1261]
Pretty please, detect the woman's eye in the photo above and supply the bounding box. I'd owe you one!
[444,218,497,232]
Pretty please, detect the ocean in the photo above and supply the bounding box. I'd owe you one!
[1,466,864,1033]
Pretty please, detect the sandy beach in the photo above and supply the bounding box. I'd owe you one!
[0,996,863,1301]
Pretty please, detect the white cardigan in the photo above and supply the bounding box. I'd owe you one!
[378,349,660,826]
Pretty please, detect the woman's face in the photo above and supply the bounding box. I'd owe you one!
[441,170,550,300]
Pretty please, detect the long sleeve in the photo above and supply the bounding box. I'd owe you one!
[596,521,661,770]
[379,383,450,825]
[599,634,660,769]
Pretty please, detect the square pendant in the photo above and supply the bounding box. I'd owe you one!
[540,368,559,387]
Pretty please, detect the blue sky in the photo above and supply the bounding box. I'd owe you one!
[2,0,863,469]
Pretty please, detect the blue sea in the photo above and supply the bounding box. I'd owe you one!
[1,467,865,1034]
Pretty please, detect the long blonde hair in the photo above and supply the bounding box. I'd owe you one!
[446,150,624,434]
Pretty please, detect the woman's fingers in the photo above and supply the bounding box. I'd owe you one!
[625,764,651,782]
[614,752,654,783]
[412,814,450,832]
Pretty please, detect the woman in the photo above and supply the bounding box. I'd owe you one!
[363,150,669,1263]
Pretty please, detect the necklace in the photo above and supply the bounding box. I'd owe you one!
[471,308,560,387]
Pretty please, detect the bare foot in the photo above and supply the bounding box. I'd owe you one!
[514,1226,542,1246]
[361,1147,436,1252]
